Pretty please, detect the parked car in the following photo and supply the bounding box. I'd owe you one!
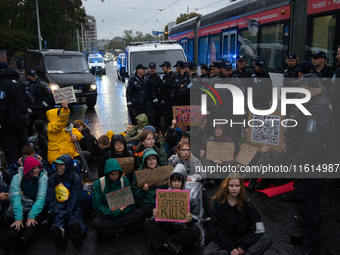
[117,53,126,81]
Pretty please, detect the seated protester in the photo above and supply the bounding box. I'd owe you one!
[0,157,48,252]
[92,158,145,237]
[199,124,237,168]
[132,148,168,218]
[106,130,114,140]
[133,129,168,169]
[168,141,211,220]
[204,173,272,255]
[0,170,10,223]
[169,130,191,157]
[46,154,86,247]
[120,124,134,138]
[73,120,98,159]
[33,120,48,162]
[166,119,188,155]
[145,164,202,254]
[98,134,133,179]
[97,135,110,158]
[125,113,148,145]
[8,145,50,177]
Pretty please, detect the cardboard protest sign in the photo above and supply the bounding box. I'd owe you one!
[206,142,234,161]
[156,189,190,222]
[52,86,76,104]
[235,144,259,166]
[247,110,284,152]
[135,165,173,189]
[172,105,206,126]
[105,186,135,211]
[115,157,134,175]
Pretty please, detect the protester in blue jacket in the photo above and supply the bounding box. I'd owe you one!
[0,156,48,252]
[46,154,86,247]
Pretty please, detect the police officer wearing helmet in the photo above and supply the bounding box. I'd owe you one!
[312,51,334,97]
[126,64,147,124]
[287,73,332,255]
[159,61,176,130]
[25,69,53,136]
[233,54,254,78]
[283,53,299,88]
[0,62,32,166]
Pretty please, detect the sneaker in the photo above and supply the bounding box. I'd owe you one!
[70,220,83,247]
[163,241,183,254]
[50,225,67,247]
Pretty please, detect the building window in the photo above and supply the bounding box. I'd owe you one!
[199,37,209,65]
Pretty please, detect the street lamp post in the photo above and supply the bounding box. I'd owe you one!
[36,0,42,51]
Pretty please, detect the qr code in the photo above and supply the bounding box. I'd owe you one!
[251,114,281,146]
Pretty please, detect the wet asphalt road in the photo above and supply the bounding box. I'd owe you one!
[2,64,340,254]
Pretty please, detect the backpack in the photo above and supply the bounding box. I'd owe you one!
[80,190,94,215]
[100,176,124,194]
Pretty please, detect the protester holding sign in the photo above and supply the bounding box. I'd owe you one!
[46,154,86,247]
[132,148,168,218]
[92,158,145,237]
[98,134,133,179]
[145,164,202,254]
[0,157,48,252]
[205,173,272,255]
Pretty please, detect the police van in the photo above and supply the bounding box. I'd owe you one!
[124,41,186,86]
[88,53,106,75]
[25,49,97,108]
[116,53,126,81]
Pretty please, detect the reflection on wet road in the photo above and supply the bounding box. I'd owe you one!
[68,62,129,138]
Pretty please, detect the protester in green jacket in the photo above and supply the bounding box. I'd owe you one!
[92,158,145,237]
[125,114,148,144]
[132,148,168,218]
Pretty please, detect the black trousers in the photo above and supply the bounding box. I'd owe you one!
[202,189,211,217]
[92,208,145,235]
[137,203,154,219]
[145,218,200,250]
[0,128,28,166]
[7,209,47,242]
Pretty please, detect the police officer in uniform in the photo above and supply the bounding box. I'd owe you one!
[145,62,162,129]
[25,69,53,136]
[233,54,253,78]
[159,61,176,131]
[312,51,334,97]
[0,62,31,166]
[287,74,332,255]
[176,62,199,106]
[126,64,147,124]
[283,53,299,87]
[172,61,189,106]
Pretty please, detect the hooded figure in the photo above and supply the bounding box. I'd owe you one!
[0,157,48,252]
[92,158,145,237]
[132,148,167,218]
[46,108,82,164]
[46,154,86,247]
[144,164,203,254]
[97,134,133,178]
[125,113,148,144]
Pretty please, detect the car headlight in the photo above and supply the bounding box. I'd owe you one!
[49,83,59,91]
[90,84,97,91]
[102,65,105,68]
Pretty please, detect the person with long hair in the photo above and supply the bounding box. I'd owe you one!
[205,173,272,255]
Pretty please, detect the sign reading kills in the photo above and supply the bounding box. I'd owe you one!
[156,189,190,222]
[52,86,77,104]
[136,165,173,188]
[206,142,234,161]
[172,105,206,126]
[105,186,135,211]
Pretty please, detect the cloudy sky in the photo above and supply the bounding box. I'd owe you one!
[82,0,233,39]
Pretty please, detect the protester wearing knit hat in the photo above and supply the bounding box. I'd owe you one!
[0,157,48,252]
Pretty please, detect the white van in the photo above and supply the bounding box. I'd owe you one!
[88,53,106,75]
[124,42,186,85]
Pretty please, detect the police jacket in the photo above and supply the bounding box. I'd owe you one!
[286,93,332,166]
[0,68,30,130]
[283,65,299,88]
[250,70,272,110]
[176,72,199,106]
[143,74,159,108]
[172,71,190,104]
[161,71,176,102]
[145,72,162,101]
[25,77,53,109]
[206,199,264,253]
[316,65,335,97]
[232,67,254,78]
[126,74,146,110]
[46,154,83,219]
